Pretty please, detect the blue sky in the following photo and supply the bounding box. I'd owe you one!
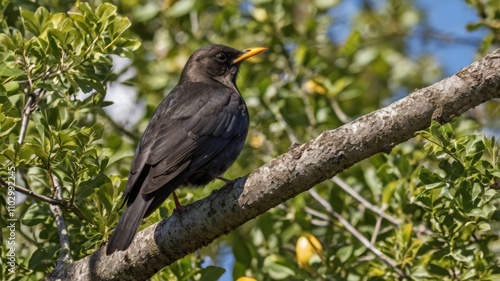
[412,0,487,75]
[328,0,487,76]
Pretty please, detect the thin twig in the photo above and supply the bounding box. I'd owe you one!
[101,109,138,142]
[305,206,331,226]
[307,188,333,212]
[332,177,435,237]
[19,46,34,145]
[371,204,386,245]
[331,177,401,225]
[304,206,331,222]
[308,188,407,278]
[19,95,34,144]
[0,177,94,225]
[0,177,62,205]
[329,97,352,124]
[49,175,73,272]
[297,88,317,128]
[269,105,299,144]
[19,88,47,144]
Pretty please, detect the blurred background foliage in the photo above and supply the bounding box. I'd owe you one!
[1,0,500,280]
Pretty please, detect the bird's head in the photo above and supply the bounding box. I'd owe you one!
[180,44,267,86]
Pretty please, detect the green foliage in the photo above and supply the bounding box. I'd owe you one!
[414,122,500,280]
[229,121,500,281]
[0,1,139,280]
[465,0,500,53]
[0,0,499,280]
[149,255,226,281]
[1,3,139,96]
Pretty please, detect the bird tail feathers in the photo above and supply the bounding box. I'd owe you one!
[106,195,151,255]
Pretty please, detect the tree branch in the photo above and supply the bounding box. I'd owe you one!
[331,177,401,225]
[49,174,74,272]
[47,49,500,281]
[0,177,61,205]
[0,177,94,225]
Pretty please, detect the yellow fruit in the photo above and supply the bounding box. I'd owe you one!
[251,7,268,22]
[249,133,265,149]
[296,233,323,268]
[303,79,326,95]
[236,277,257,281]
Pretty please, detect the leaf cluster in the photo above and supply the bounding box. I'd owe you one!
[0,2,138,280]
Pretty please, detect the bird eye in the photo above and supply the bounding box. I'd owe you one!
[216,53,227,62]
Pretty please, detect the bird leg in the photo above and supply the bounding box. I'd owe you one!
[216,176,236,185]
[172,191,182,224]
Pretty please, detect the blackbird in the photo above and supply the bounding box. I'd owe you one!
[106,44,266,255]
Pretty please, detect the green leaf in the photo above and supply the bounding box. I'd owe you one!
[401,223,413,247]
[108,17,131,39]
[462,268,478,280]
[449,249,473,263]
[18,143,41,162]
[198,266,226,281]
[28,247,56,270]
[428,263,450,276]
[0,63,25,77]
[50,13,71,30]
[382,180,398,204]
[96,183,113,213]
[482,189,497,202]
[315,0,339,10]
[263,255,295,280]
[21,9,40,35]
[112,38,141,58]
[419,168,443,185]
[91,122,105,140]
[166,0,196,18]
[132,2,161,22]
[471,182,481,201]
[68,12,94,38]
[0,101,21,138]
[3,81,20,93]
[77,2,95,19]
[75,174,111,204]
[96,3,118,22]
[477,221,490,232]
[0,34,16,50]
[22,204,50,226]
[469,204,495,219]
[46,28,64,58]
[74,76,106,94]
[233,237,252,265]
[438,185,454,200]
[340,30,361,57]
[337,245,353,263]
[443,159,465,179]
[31,137,51,161]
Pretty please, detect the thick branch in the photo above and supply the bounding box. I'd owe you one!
[47,49,500,281]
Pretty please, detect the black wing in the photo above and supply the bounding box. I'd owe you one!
[123,82,248,207]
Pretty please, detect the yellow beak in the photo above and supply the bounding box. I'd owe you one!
[233,47,267,63]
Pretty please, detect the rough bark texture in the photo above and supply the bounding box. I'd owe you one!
[47,49,500,281]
